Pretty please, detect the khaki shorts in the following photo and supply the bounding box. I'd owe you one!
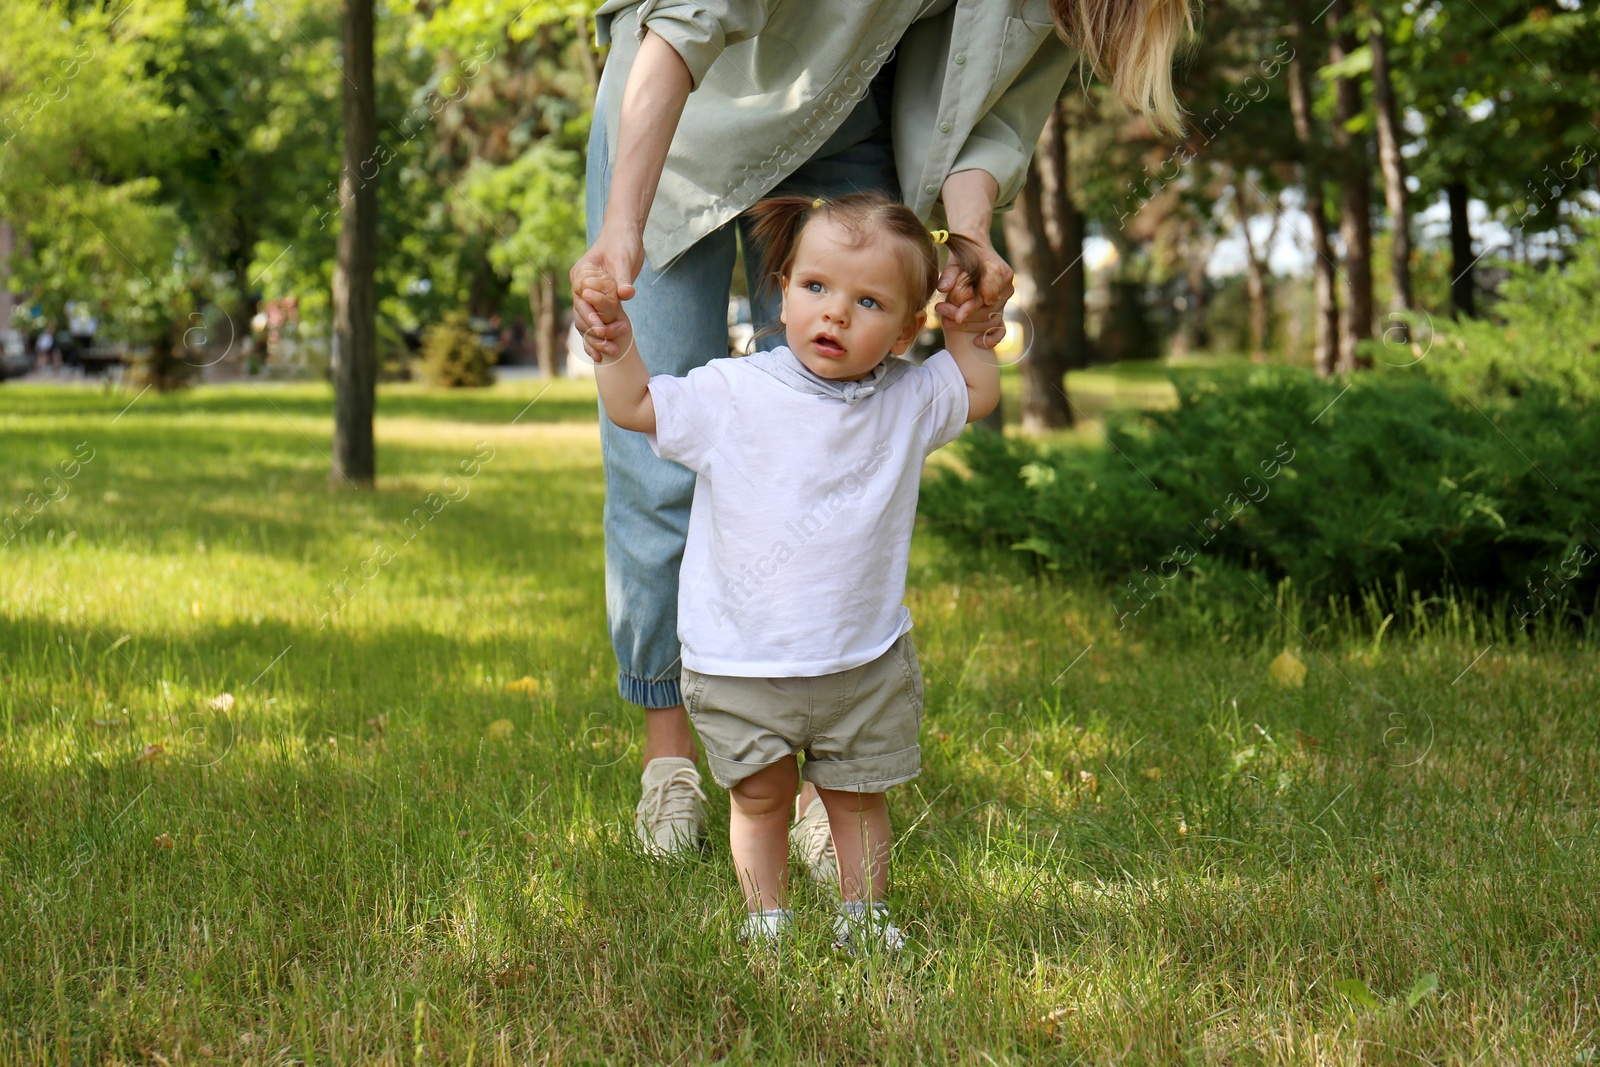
[682,633,925,792]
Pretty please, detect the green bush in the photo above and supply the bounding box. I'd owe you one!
[921,365,1600,628]
[416,313,495,388]
[127,316,200,392]
[1423,221,1600,407]
[377,317,412,383]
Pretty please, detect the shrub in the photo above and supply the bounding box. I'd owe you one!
[921,365,1600,628]
[127,317,200,392]
[377,317,412,383]
[416,313,495,388]
[1423,220,1600,407]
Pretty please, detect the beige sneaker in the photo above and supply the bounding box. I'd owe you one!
[789,797,838,885]
[634,757,706,857]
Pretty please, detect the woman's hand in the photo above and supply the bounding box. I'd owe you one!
[935,169,1014,350]
[937,283,1006,346]
[569,29,693,348]
[935,237,1013,350]
[570,225,643,351]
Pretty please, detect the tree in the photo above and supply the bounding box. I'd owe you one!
[456,144,585,377]
[0,1,183,345]
[331,0,379,487]
[1287,0,1341,376]
[1229,174,1283,362]
[1327,0,1374,370]
[1388,0,1600,317]
[1003,101,1082,433]
[1365,7,1413,331]
[408,0,595,372]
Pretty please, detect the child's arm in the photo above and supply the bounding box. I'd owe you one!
[575,267,657,435]
[939,300,1002,424]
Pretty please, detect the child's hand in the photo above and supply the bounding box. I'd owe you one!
[573,265,623,323]
[573,267,634,364]
[938,290,1006,351]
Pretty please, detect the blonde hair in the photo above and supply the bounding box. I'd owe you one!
[745,192,987,342]
[1051,0,1197,134]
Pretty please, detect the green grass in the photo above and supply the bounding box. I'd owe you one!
[996,355,1248,443]
[2,379,1596,1065]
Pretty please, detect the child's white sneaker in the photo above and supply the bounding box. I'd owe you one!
[634,757,706,857]
[789,797,837,885]
[833,900,905,956]
[739,908,794,946]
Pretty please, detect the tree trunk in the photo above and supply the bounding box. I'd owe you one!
[1235,179,1279,362]
[0,222,14,342]
[1180,232,1212,356]
[229,224,259,370]
[1368,13,1413,335]
[1447,179,1476,319]
[1329,0,1372,372]
[531,270,559,377]
[1056,106,1088,379]
[1002,102,1076,433]
[1288,0,1340,377]
[467,252,502,319]
[1244,252,1268,361]
[331,0,378,488]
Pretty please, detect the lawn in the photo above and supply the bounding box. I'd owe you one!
[2,379,1595,1065]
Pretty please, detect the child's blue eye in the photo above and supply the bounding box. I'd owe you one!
[806,281,825,293]
[859,296,879,310]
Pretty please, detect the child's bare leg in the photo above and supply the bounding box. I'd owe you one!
[816,788,891,902]
[729,757,800,912]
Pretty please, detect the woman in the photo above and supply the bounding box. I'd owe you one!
[571,0,1192,860]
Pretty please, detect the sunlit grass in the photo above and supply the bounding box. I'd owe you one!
[2,378,1595,1065]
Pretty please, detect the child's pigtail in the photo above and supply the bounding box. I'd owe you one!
[938,232,987,306]
[745,196,823,305]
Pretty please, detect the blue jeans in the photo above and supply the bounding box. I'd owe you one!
[587,58,900,708]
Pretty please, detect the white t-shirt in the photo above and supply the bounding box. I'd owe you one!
[646,348,970,677]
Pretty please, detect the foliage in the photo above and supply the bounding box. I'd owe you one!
[0,0,184,333]
[416,312,494,387]
[1425,224,1600,407]
[454,141,587,300]
[922,365,1600,625]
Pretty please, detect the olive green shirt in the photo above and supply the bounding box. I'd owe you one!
[593,0,1076,266]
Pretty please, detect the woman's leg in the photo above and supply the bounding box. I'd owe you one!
[729,757,801,912]
[587,68,737,849]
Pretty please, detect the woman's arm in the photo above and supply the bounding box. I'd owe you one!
[568,30,693,345]
[936,169,1015,350]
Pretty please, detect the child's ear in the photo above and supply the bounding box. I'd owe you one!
[890,310,925,355]
[778,275,789,326]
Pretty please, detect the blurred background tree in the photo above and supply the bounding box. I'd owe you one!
[1,0,1596,413]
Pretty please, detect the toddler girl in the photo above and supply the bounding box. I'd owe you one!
[574,191,1000,950]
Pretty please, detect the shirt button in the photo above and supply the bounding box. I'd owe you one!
[924,184,936,195]
[954,53,965,64]
[939,121,951,133]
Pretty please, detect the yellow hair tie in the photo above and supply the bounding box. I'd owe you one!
[930,229,949,245]
[812,197,825,209]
